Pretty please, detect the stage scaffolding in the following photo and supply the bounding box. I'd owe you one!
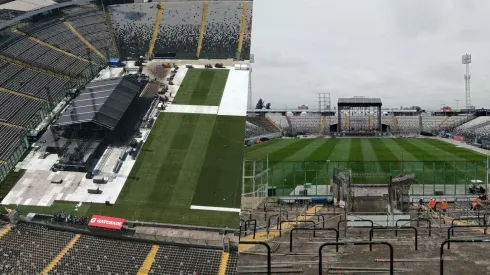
[337,97,382,134]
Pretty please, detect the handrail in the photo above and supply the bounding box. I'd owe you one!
[396,218,431,236]
[447,224,490,249]
[319,241,394,275]
[240,241,271,275]
[289,227,339,252]
[440,239,490,275]
[370,227,417,251]
[279,220,315,237]
[337,219,374,236]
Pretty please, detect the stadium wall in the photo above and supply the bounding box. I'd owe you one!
[108,1,253,60]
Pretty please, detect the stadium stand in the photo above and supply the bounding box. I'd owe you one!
[18,18,98,60]
[63,6,118,59]
[288,115,322,135]
[265,113,291,130]
[454,116,490,135]
[238,1,253,60]
[109,1,253,60]
[0,31,93,78]
[393,116,420,133]
[0,92,47,128]
[0,125,27,161]
[200,1,241,59]
[149,245,223,274]
[0,60,70,102]
[108,3,155,59]
[0,223,237,274]
[154,1,203,59]
[0,224,75,274]
[246,116,280,138]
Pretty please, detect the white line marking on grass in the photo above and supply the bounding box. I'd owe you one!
[190,205,241,213]
[165,104,219,114]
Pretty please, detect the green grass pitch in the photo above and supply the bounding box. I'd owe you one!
[89,113,243,228]
[7,68,245,228]
[244,138,487,192]
[171,69,229,106]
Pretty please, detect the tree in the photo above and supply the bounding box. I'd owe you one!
[265,102,271,109]
[256,98,264,109]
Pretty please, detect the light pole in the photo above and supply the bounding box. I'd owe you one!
[455,99,460,110]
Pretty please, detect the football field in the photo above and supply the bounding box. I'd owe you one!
[6,69,245,228]
[90,69,245,228]
[244,138,488,195]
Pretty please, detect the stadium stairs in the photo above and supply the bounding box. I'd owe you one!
[63,20,106,60]
[438,116,450,129]
[103,9,119,57]
[0,121,26,130]
[239,204,325,253]
[0,86,46,103]
[196,0,209,58]
[218,252,230,275]
[148,2,165,58]
[40,234,81,274]
[137,244,159,274]
[14,29,92,64]
[0,55,71,80]
[265,116,281,132]
[236,0,249,59]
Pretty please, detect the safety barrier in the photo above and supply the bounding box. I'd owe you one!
[440,239,490,275]
[337,219,374,236]
[279,220,315,237]
[447,224,490,249]
[289,227,339,252]
[239,219,256,239]
[239,241,271,275]
[395,218,431,236]
[319,241,394,275]
[370,227,417,251]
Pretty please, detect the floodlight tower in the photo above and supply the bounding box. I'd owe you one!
[462,53,472,109]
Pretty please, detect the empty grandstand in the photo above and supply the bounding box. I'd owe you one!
[0,221,238,274]
[109,1,253,60]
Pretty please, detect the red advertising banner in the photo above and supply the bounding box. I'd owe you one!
[453,135,464,142]
[88,215,125,230]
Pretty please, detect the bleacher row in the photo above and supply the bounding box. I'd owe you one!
[0,223,236,275]
[246,117,280,138]
[0,4,117,167]
[454,116,490,139]
[109,1,252,59]
[256,114,473,136]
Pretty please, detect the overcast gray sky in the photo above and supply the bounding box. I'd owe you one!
[250,0,490,110]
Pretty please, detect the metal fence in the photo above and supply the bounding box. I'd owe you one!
[250,160,489,197]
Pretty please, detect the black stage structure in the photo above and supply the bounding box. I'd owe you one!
[337,97,383,136]
[38,76,141,171]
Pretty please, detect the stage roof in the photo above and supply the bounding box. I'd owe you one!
[54,77,140,130]
[338,97,382,107]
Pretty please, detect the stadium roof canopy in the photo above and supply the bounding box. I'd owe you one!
[0,0,57,12]
[338,97,382,107]
[54,77,140,130]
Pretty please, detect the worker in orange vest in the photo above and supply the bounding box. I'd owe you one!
[428,198,436,211]
[441,199,448,215]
